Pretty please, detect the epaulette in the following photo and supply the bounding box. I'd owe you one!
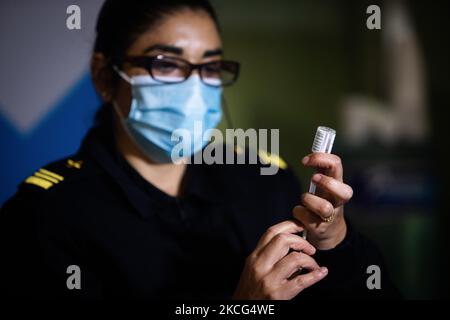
[234,145,287,170]
[21,157,87,191]
[256,149,288,170]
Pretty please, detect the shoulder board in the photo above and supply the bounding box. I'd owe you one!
[257,149,287,170]
[234,145,287,170]
[21,157,88,191]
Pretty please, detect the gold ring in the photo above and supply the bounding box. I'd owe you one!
[322,212,336,223]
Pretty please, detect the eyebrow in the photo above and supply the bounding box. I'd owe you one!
[143,44,182,55]
[143,44,223,58]
[203,48,223,58]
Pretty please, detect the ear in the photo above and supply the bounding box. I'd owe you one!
[91,53,115,102]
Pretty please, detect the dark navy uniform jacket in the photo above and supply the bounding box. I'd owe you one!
[0,119,399,299]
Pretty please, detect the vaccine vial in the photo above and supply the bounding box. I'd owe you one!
[308,126,336,194]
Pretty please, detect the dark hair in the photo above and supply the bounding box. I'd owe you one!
[93,0,220,124]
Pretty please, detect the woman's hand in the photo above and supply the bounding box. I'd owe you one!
[233,220,328,300]
[293,153,353,250]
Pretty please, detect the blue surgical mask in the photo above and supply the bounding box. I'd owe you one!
[113,67,222,163]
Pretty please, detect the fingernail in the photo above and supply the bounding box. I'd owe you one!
[320,267,328,275]
[302,156,309,165]
[312,174,322,183]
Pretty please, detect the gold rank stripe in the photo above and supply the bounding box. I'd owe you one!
[34,171,59,184]
[25,176,53,190]
[39,168,64,181]
[24,168,64,190]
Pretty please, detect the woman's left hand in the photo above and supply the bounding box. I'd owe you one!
[293,153,353,250]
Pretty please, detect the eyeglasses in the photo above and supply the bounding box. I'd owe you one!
[115,54,240,87]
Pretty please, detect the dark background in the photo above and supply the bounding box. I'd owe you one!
[213,0,450,298]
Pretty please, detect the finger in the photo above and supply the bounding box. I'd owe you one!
[302,153,343,180]
[311,174,353,204]
[301,193,335,221]
[280,267,328,299]
[269,251,320,283]
[256,233,316,269]
[292,205,323,229]
[255,220,304,251]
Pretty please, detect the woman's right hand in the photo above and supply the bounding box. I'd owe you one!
[232,220,328,300]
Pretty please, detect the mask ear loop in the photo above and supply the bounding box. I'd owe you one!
[110,65,132,133]
[221,95,234,129]
[112,65,133,84]
[110,65,129,120]
[222,93,244,162]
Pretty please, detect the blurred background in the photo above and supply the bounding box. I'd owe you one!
[1,0,449,298]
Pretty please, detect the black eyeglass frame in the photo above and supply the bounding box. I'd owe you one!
[112,54,240,87]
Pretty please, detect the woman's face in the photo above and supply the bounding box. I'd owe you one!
[111,9,222,116]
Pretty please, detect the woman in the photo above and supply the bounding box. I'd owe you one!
[0,0,398,299]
